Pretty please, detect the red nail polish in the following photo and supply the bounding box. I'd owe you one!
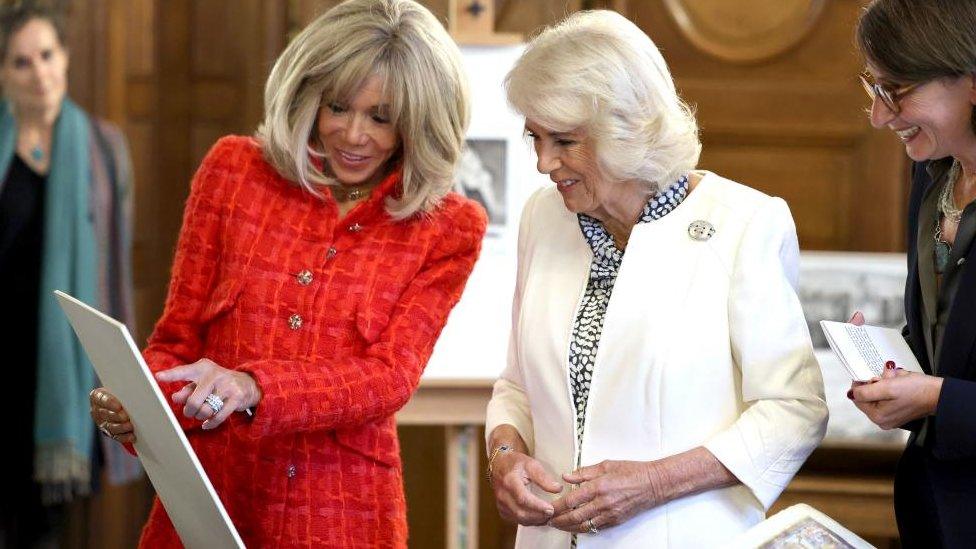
[846,389,854,400]
[885,361,895,370]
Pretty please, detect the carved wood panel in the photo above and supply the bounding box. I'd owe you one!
[632,0,908,251]
[663,0,827,63]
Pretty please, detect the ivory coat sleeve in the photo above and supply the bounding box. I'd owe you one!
[484,189,543,454]
[704,197,828,509]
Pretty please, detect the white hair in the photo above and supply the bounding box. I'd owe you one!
[257,0,470,219]
[506,10,701,192]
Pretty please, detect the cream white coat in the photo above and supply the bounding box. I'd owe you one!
[485,173,828,548]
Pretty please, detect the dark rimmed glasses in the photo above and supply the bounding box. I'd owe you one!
[859,71,921,114]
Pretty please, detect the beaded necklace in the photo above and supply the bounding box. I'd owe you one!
[935,159,965,274]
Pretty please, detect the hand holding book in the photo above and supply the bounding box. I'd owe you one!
[826,311,944,430]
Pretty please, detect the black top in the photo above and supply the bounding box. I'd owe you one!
[0,154,46,504]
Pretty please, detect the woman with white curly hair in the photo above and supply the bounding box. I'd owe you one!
[485,10,828,547]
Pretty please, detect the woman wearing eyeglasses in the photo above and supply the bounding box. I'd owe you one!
[850,1,976,546]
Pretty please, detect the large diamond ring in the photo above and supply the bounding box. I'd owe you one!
[98,421,112,438]
[204,393,225,415]
[586,518,599,534]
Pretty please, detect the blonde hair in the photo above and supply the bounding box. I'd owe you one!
[257,0,470,219]
[506,10,700,192]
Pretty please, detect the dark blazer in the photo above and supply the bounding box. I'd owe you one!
[897,160,976,548]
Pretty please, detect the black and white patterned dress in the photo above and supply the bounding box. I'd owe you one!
[569,176,689,458]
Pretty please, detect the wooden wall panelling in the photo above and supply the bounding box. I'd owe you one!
[288,0,578,38]
[64,0,93,110]
[484,0,574,36]
[59,0,126,123]
[289,0,340,31]
[124,0,160,344]
[662,0,827,64]
[83,3,156,541]
[249,3,287,129]
[188,0,284,164]
[57,2,156,547]
[154,0,192,316]
[630,0,908,252]
[400,426,449,548]
[141,0,286,328]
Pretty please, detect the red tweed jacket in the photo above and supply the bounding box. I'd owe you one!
[137,136,486,548]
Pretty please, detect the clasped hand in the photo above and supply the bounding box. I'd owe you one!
[491,452,663,533]
[548,460,663,533]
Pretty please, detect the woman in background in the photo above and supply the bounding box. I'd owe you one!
[851,1,976,545]
[0,5,138,547]
[89,0,486,546]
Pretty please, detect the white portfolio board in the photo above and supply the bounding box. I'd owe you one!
[55,290,245,549]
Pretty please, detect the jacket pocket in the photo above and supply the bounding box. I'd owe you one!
[200,278,244,323]
[354,284,402,344]
[333,421,400,469]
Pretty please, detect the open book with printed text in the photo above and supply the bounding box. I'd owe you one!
[819,320,924,382]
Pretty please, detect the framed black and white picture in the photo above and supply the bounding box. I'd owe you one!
[425,44,549,380]
[454,139,507,229]
[799,252,906,349]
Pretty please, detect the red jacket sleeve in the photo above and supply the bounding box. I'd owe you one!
[238,202,486,437]
[141,137,242,430]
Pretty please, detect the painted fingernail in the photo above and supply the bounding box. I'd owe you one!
[846,389,854,400]
[885,361,896,370]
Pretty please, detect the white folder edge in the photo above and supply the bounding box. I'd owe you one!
[55,290,245,549]
[724,503,874,548]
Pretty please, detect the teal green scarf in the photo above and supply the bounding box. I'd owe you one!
[0,98,97,503]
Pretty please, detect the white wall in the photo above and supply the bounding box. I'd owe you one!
[425,45,548,379]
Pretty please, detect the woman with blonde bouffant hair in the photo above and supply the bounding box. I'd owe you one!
[88,0,486,546]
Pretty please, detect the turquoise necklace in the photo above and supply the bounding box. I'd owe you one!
[30,144,43,162]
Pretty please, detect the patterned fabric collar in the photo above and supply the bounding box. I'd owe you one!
[576,175,689,285]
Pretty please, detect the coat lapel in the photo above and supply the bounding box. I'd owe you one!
[905,162,940,373]
[937,213,976,379]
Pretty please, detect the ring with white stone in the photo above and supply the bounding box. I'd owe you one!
[204,393,225,415]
